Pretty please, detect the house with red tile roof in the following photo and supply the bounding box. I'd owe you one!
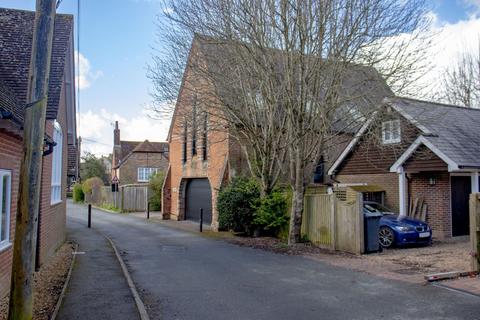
[0,7,78,297]
[112,121,169,185]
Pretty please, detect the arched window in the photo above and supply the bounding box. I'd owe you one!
[51,121,63,204]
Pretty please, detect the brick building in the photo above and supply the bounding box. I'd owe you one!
[329,97,480,239]
[112,121,169,185]
[162,35,391,230]
[0,8,77,297]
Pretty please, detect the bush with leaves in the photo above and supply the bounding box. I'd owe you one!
[217,177,260,233]
[82,177,104,203]
[80,152,110,185]
[253,190,288,237]
[72,183,85,203]
[149,171,165,211]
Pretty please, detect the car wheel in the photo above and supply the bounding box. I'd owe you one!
[379,227,395,248]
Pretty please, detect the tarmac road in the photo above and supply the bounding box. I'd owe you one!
[67,201,480,320]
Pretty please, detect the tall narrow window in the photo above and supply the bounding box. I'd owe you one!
[51,121,63,204]
[382,119,401,144]
[0,170,11,248]
[192,98,197,156]
[182,120,187,163]
[203,112,208,160]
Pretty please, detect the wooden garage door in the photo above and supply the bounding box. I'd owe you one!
[185,179,212,224]
[451,176,471,237]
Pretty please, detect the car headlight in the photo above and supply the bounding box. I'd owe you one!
[395,225,414,232]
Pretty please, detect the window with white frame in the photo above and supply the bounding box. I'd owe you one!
[137,167,158,182]
[0,170,12,248]
[51,121,63,204]
[382,119,401,144]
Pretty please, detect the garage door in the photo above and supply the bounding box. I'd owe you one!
[185,179,212,224]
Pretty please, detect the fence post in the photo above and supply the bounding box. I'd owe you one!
[470,193,480,272]
[200,208,203,232]
[330,194,336,251]
[357,193,364,255]
[88,204,92,228]
[147,202,150,219]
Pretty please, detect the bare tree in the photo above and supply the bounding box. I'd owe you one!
[149,0,432,243]
[442,40,480,108]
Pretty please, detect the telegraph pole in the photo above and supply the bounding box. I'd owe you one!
[8,1,56,319]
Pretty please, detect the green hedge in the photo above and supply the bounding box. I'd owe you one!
[217,177,260,234]
[149,171,165,211]
[217,177,289,237]
[253,189,288,237]
[72,183,84,203]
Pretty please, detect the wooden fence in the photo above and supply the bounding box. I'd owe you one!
[120,184,148,212]
[87,184,148,212]
[301,189,364,254]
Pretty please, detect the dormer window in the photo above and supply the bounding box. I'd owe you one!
[382,120,401,144]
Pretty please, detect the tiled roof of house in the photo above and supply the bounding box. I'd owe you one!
[0,8,73,122]
[131,140,168,153]
[168,35,392,140]
[119,141,140,161]
[389,97,480,168]
[115,140,169,169]
[0,79,22,123]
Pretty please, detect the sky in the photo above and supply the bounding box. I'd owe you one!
[1,0,480,156]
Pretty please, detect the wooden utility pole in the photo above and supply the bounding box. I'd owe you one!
[8,1,56,319]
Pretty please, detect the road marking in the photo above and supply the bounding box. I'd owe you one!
[72,251,85,255]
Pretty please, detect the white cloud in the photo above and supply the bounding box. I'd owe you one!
[415,15,480,98]
[75,51,103,90]
[77,108,170,156]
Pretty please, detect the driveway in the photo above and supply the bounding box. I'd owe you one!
[67,201,480,320]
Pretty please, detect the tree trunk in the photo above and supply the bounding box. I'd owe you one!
[288,148,306,245]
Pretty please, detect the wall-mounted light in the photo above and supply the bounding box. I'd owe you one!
[428,176,437,186]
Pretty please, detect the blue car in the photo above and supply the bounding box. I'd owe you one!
[364,201,432,248]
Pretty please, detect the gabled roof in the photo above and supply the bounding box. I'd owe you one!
[389,97,480,171]
[328,96,480,175]
[132,140,168,153]
[168,34,392,140]
[115,140,169,169]
[119,141,140,161]
[0,8,74,122]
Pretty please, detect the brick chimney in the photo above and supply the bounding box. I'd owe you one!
[113,121,121,168]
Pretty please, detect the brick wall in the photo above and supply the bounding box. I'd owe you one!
[409,172,451,239]
[0,129,21,298]
[37,82,69,266]
[336,173,400,211]
[165,44,231,229]
[118,152,169,185]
